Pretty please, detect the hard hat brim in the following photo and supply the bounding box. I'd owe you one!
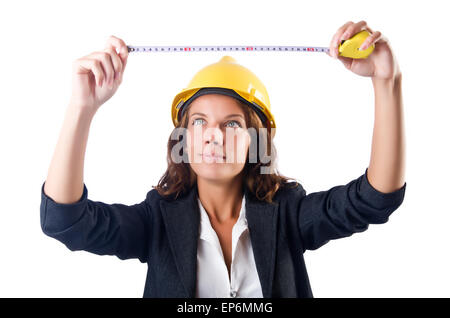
[177,87,269,128]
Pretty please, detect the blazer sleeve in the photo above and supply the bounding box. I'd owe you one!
[40,181,150,263]
[298,167,407,251]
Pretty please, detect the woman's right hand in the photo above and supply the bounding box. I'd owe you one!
[69,35,129,113]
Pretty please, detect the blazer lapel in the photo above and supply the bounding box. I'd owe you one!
[160,185,200,298]
[160,184,279,298]
[244,186,279,298]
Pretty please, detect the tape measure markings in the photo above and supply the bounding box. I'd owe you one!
[125,31,375,59]
[126,45,330,53]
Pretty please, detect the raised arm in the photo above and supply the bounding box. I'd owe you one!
[44,35,128,203]
[40,36,150,262]
[296,21,407,251]
[328,20,406,193]
[368,74,405,193]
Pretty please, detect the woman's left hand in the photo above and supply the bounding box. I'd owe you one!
[328,20,400,80]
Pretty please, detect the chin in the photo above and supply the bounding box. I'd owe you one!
[191,164,244,182]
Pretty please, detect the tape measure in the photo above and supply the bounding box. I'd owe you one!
[126,30,375,59]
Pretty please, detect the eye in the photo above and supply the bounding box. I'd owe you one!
[225,120,242,128]
[191,118,205,126]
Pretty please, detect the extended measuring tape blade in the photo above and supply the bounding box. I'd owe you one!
[126,45,330,54]
[125,30,374,59]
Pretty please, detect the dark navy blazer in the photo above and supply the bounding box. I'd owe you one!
[40,168,406,298]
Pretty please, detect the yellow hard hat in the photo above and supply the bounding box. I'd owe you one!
[171,55,276,136]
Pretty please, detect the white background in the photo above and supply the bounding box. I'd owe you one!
[1,0,448,297]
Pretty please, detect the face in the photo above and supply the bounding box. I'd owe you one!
[185,94,251,183]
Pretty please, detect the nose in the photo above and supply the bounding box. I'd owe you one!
[204,127,224,146]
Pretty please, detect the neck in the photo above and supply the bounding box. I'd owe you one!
[196,174,244,224]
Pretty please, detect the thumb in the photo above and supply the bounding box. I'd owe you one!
[119,46,129,71]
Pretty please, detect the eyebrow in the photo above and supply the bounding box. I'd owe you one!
[190,112,244,120]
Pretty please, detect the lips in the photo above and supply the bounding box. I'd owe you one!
[199,153,226,160]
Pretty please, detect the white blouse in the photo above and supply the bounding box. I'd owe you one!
[195,195,264,298]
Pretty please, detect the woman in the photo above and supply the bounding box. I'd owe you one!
[40,20,407,298]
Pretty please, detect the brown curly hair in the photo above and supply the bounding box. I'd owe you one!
[153,99,299,203]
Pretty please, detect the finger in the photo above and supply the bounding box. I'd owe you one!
[359,30,382,51]
[105,35,128,73]
[89,51,115,88]
[340,20,368,41]
[105,44,126,84]
[330,21,354,58]
[104,47,123,82]
[337,20,355,33]
[74,58,106,87]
